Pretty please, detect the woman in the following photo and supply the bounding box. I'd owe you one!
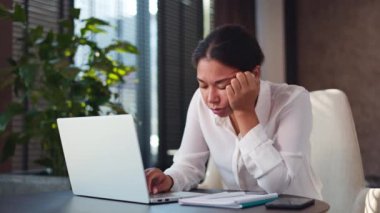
[145,25,322,199]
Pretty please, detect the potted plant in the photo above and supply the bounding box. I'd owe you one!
[0,3,138,176]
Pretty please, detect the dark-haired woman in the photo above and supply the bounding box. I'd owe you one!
[145,25,322,199]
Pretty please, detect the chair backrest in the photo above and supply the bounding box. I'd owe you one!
[197,157,223,189]
[310,89,366,213]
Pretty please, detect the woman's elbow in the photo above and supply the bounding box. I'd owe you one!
[257,166,291,194]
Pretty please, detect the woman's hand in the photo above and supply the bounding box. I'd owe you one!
[226,71,259,113]
[226,71,260,136]
[145,168,173,194]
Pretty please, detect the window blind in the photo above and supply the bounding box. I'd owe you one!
[157,0,203,169]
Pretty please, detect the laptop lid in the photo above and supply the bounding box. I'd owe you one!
[57,114,151,203]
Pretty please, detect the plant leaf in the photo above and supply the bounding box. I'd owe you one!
[0,66,15,89]
[18,63,38,89]
[7,58,17,66]
[12,3,27,23]
[84,17,109,26]
[0,102,24,132]
[0,4,12,19]
[57,33,74,50]
[34,157,53,168]
[80,17,109,36]
[29,25,44,45]
[70,8,80,19]
[61,67,81,80]
[0,74,16,90]
[104,103,126,114]
[0,133,18,163]
[105,41,139,54]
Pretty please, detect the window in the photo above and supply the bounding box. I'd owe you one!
[74,0,158,166]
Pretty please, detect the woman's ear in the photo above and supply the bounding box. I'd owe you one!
[252,65,261,78]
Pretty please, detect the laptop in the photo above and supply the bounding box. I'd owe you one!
[57,114,203,204]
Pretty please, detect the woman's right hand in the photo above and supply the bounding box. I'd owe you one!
[145,168,173,194]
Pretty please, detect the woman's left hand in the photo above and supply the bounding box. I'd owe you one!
[226,71,260,136]
[226,71,259,114]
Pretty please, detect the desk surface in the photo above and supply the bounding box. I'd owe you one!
[0,190,329,213]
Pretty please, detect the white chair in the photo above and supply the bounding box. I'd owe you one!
[310,89,379,213]
[199,89,379,212]
[197,157,223,189]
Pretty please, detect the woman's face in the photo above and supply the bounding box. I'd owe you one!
[197,59,239,117]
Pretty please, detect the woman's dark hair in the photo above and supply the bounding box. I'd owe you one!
[192,25,264,71]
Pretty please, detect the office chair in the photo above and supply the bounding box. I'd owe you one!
[199,89,379,212]
[197,157,222,189]
[309,89,379,213]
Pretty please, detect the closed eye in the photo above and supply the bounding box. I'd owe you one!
[216,83,229,90]
[216,79,233,90]
[198,82,207,89]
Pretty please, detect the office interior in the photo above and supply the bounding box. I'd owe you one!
[0,0,379,190]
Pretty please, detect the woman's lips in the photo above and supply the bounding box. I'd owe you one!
[211,108,224,116]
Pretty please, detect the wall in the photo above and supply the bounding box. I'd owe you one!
[297,0,380,177]
[255,0,286,83]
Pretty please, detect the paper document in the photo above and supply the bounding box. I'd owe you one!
[178,192,278,209]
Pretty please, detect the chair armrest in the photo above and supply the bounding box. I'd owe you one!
[365,188,380,213]
[353,188,380,213]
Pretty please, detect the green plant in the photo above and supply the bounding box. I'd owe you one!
[0,4,138,176]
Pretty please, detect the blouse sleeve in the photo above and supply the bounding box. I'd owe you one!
[164,90,210,191]
[235,90,312,193]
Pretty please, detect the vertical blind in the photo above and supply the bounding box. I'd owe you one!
[157,0,203,169]
[136,0,151,167]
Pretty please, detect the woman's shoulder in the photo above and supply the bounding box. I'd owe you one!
[189,88,206,109]
[267,81,308,96]
[191,88,202,102]
[264,81,310,106]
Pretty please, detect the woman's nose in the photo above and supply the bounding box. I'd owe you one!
[208,88,219,104]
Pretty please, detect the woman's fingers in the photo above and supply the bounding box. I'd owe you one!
[144,168,172,194]
[145,168,162,193]
[229,72,255,96]
[245,71,256,88]
[231,72,255,93]
[227,71,259,112]
[230,78,241,93]
[236,72,249,88]
[226,84,234,100]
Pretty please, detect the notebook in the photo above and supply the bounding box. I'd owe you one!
[57,114,203,204]
[179,192,278,209]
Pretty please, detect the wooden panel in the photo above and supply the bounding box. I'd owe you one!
[0,0,13,173]
[296,0,380,178]
[214,0,255,35]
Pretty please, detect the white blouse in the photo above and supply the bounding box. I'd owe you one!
[164,80,322,199]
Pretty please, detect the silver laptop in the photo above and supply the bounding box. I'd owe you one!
[57,114,203,204]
